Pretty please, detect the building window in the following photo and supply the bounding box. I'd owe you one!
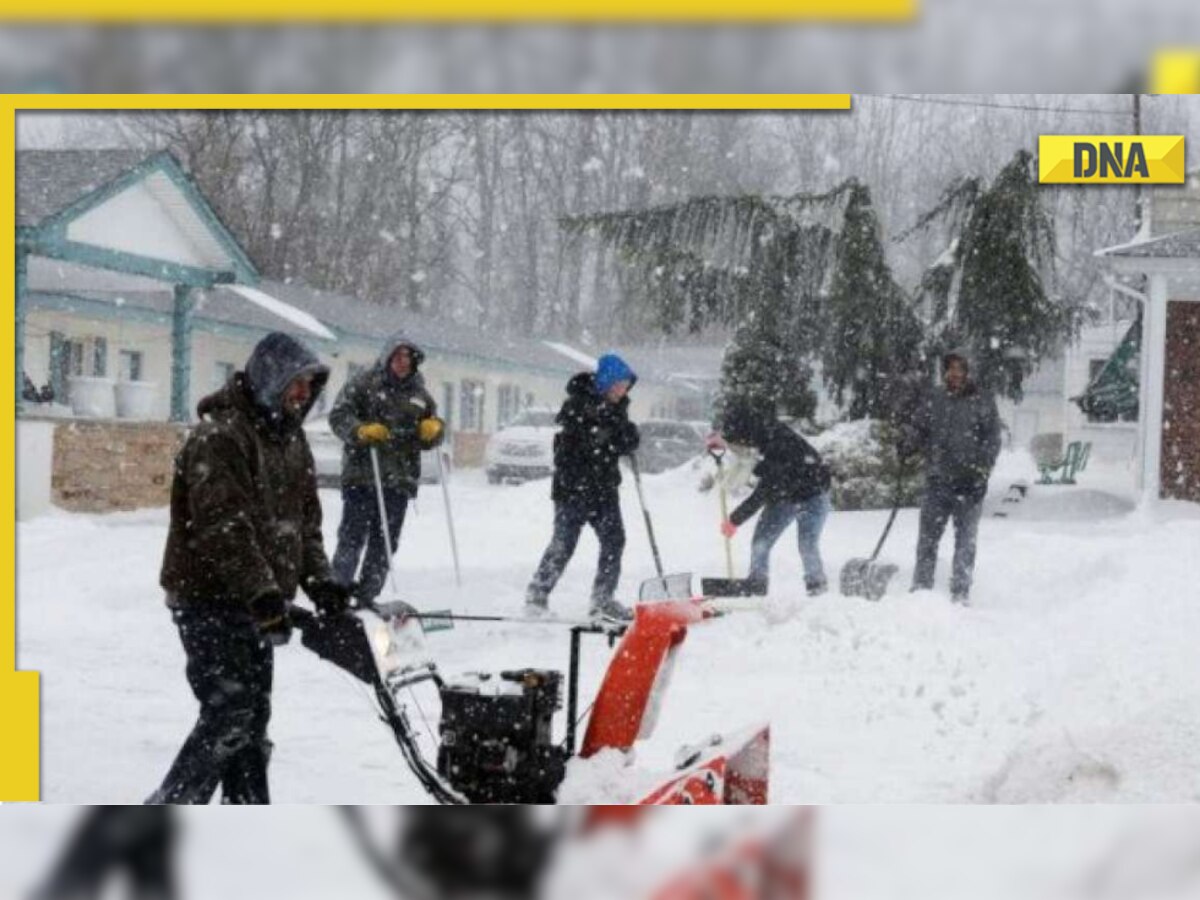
[442,381,455,431]
[497,383,523,428]
[460,379,486,432]
[118,350,144,382]
[51,334,107,396]
[214,361,235,389]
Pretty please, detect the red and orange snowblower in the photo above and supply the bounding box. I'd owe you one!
[291,577,769,805]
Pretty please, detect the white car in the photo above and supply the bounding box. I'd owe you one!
[304,416,451,488]
[484,408,560,484]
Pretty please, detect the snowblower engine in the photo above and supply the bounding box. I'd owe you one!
[436,668,568,804]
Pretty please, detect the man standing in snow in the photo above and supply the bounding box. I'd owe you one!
[906,352,1002,604]
[709,403,832,597]
[525,354,640,622]
[329,334,445,607]
[151,332,349,804]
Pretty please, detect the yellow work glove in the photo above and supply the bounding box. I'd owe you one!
[356,422,391,444]
[418,416,446,448]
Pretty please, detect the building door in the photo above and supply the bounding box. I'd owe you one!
[1162,301,1200,502]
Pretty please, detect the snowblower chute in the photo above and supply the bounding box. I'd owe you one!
[293,584,771,805]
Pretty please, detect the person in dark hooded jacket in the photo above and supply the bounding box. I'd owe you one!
[904,352,1002,604]
[525,354,640,622]
[710,402,833,596]
[328,333,445,606]
[150,332,347,805]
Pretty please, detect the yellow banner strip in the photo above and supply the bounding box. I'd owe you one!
[1150,50,1200,94]
[2,0,915,22]
[15,93,852,111]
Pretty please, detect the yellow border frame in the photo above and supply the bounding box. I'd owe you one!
[1,92,850,801]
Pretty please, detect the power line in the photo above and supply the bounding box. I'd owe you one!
[876,94,1132,117]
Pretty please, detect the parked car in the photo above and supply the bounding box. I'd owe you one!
[484,408,560,484]
[304,416,451,488]
[635,419,708,473]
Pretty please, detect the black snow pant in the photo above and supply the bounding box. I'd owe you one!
[32,807,177,900]
[912,480,986,597]
[332,483,409,605]
[149,606,274,805]
[527,494,626,607]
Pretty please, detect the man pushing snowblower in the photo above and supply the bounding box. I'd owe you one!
[706,402,832,598]
[903,351,1002,605]
[150,332,350,804]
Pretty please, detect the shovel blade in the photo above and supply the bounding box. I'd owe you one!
[700,577,767,598]
[840,558,898,601]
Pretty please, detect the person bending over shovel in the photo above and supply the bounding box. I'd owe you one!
[903,351,1001,605]
[709,403,832,597]
[525,354,640,623]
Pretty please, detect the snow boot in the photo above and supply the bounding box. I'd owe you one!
[523,593,550,619]
[589,596,633,624]
[951,591,970,606]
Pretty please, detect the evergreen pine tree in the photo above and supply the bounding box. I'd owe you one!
[823,183,924,419]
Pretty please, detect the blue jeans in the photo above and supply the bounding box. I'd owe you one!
[747,491,831,590]
[332,484,409,605]
[528,495,626,607]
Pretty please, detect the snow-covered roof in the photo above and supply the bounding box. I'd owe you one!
[226,284,336,341]
[1095,228,1200,261]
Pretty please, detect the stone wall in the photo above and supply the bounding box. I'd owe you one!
[1162,300,1200,503]
[52,420,186,512]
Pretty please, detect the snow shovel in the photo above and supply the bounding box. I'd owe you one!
[712,448,735,579]
[839,501,901,602]
[699,448,769,598]
[369,447,453,633]
[629,453,691,600]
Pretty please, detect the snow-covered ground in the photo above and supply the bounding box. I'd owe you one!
[16,451,1200,804]
[5,806,1200,899]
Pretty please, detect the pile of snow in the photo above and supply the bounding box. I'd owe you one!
[15,460,1200,805]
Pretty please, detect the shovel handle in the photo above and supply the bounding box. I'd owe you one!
[710,450,735,578]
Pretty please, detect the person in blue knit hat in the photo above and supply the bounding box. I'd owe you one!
[525,353,640,622]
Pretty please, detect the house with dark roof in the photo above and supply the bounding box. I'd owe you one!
[1093,174,1200,503]
[16,149,696,469]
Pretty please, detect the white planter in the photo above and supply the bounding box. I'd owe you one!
[115,380,159,420]
[68,376,117,419]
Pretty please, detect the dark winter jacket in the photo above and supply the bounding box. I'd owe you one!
[329,333,439,495]
[908,381,1002,497]
[160,333,332,613]
[551,369,640,506]
[724,416,832,526]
